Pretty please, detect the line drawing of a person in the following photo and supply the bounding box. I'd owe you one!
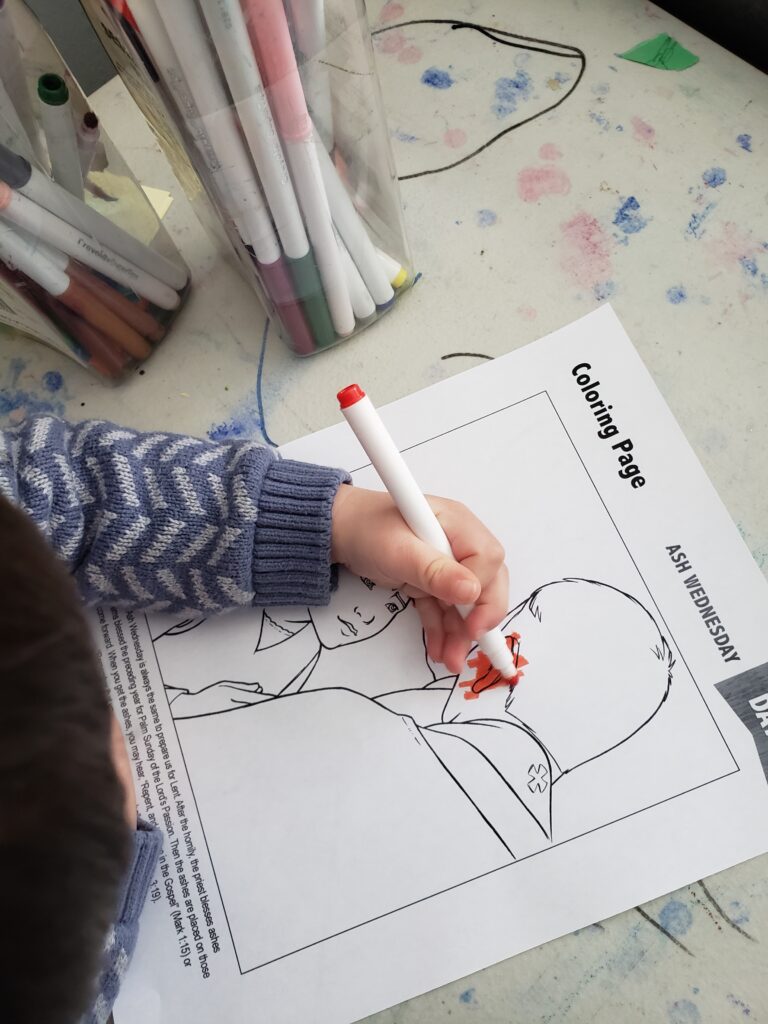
[169,580,674,966]
[373,579,673,854]
[155,571,418,718]
[159,578,673,854]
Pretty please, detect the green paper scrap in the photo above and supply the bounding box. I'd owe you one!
[618,33,699,71]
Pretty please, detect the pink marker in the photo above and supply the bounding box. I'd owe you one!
[338,384,516,678]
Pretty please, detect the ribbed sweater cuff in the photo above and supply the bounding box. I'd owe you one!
[116,819,163,926]
[253,458,350,606]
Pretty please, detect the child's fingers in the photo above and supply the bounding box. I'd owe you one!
[391,530,481,606]
[434,498,507,589]
[441,606,473,672]
[462,562,510,639]
[414,595,446,663]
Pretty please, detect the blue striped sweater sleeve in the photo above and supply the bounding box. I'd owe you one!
[0,416,349,611]
[82,821,162,1024]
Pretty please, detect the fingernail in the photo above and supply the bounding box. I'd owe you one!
[455,579,480,603]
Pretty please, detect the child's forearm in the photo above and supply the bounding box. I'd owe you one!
[0,416,348,612]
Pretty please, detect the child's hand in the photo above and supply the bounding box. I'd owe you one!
[331,485,509,673]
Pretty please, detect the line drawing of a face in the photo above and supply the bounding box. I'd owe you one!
[306,572,410,650]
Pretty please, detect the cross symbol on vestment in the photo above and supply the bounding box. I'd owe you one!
[528,763,549,793]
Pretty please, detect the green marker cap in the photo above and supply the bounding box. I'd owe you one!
[38,73,69,106]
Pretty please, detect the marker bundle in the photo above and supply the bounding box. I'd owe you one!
[81,0,413,356]
[0,0,190,382]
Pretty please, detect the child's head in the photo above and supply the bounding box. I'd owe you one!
[443,579,673,771]
[0,495,132,1023]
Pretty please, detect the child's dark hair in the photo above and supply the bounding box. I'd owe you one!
[0,495,131,1022]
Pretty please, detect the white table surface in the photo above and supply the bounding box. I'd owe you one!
[2,1,766,1021]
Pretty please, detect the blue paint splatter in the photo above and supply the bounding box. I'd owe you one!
[686,202,716,239]
[477,209,497,227]
[666,285,687,304]
[659,899,693,936]
[615,124,624,132]
[669,999,701,1024]
[0,358,66,422]
[208,319,277,446]
[589,111,610,131]
[613,196,648,234]
[459,987,477,1004]
[739,256,758,277]
[594,281,615,301]
[726,994,752,1018]
[42,370,63,392]
[736,134,752,152]
[728,900,750,925]
[492,71,533,117]
[553,70,570,84]
[693,988,700,995]
[702,166,727,188]
[421,67,454,90]
[392,128,418,143]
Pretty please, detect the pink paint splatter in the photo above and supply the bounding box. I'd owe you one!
[560,211,613,289]
[517,305,537,321]
[398,45,422,64]
[538,143,562,161]
[705,221,760,268]
[376,29,405,54]
[380,1,404,22]
[631,116,655,147]
[443,127,467,149]
[518,165,571,203]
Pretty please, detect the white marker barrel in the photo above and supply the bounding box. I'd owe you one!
[339,386,516,678]
[0,220,68,296]
[0,140,188,291]
[0,183,180,309]
[337,232,375,320]
[285,135,354,335]
[37,74,84,199]
[317,139,394,307]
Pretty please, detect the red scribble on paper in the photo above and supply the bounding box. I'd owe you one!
[460,633,527,700]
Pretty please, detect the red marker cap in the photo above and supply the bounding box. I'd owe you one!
[337,384,366,409]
